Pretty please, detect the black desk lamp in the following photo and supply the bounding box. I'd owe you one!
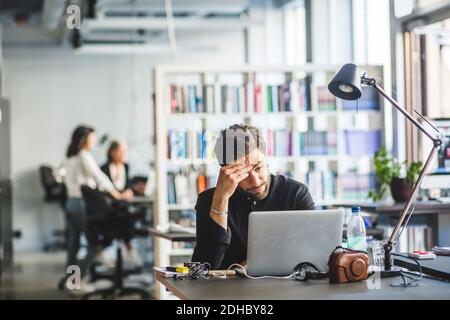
[328,63,444,277]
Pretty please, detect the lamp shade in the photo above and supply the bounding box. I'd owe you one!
[328,63,362,100]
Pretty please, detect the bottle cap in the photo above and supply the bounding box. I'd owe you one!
[351,206,361,214]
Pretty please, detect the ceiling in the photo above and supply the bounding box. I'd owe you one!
[0,0,252,51]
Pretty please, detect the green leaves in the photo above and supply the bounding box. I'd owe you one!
[368,184,388,202]
[406,160,423,184]
[373,146,399,185]
[368,146,422,202]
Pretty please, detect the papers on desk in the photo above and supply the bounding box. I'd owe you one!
[156,223,196,234]
[437,197,450,203]
[153,266,180,278]
[432,246,450,256]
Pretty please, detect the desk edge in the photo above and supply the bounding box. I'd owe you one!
[155,271,189,300]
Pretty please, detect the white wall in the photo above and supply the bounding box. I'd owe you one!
[3,29,246,252]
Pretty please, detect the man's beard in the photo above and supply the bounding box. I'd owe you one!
[238,175,271,200]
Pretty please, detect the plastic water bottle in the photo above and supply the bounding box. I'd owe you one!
[347,206,367,251]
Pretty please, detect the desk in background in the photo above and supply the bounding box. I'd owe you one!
[149,228,196,243]
[332,201,450,247]
[119,196,153,206]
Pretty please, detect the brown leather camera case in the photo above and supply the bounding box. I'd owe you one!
[328,249,369,284]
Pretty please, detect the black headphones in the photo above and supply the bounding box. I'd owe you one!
[292,262,328,281]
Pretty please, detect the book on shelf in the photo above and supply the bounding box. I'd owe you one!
[167,172,176,204]
[299,131,337,155]
[190,85,197,112]
[203,85,215,113]
[220,85,232,113]
[267,85,273,112]
[167,129,216,160]
[198,130,215,159]
[170,84,205,113]
[197,174,207,194]
[169,84,179,113]
[300,77,311,111]
[262,129,293,157]
[342,86,380,111]
[168,79,310,114]
[167,130,189,159]
[167,170,217,205]
[344,129,381,156]
[278,82,290,112]
[244,81,254,113]
[317,86,336,111]
[254,83,261,113]
[300,170,337,200]
[340,172,376,200]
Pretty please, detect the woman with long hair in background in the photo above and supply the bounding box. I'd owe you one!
[62,125,132,294]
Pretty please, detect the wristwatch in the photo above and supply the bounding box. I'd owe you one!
[210,206,228,216]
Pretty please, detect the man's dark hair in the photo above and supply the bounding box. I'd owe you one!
[214,124,266,166]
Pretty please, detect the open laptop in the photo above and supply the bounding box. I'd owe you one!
[246,209,344,277]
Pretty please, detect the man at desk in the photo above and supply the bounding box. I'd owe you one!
[192,124,315,270]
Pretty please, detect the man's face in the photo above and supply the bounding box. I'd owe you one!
[235,149,270,200]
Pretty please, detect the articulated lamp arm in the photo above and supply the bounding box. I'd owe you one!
[361,75,443,271]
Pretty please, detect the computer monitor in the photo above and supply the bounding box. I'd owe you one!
[421,172,450,190]
[433,119,450,172]
[246,209,344,277]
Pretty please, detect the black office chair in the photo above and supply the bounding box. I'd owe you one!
[80,186,152,300]
[39,165,67,252]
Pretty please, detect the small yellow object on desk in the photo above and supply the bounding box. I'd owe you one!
[165,266,189,273]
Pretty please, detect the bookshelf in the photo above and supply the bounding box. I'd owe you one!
[153,64,386,298]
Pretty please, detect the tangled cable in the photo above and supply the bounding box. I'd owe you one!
[227,263,294,280]
[173,262,211,280]
[390,254,422,288]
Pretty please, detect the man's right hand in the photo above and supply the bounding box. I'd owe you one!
[214,164,253,201]
[210,164,252,230]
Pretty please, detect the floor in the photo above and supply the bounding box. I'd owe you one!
[0,252,155,300]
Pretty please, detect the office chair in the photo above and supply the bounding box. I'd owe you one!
[80,186,152,300]
[39,165,67,252]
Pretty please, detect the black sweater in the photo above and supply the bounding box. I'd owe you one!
[100,162,130,191]
[192,174,315,269]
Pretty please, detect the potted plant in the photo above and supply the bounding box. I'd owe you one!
[368,146,423,203]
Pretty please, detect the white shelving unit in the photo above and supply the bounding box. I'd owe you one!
[153,64,386,299]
